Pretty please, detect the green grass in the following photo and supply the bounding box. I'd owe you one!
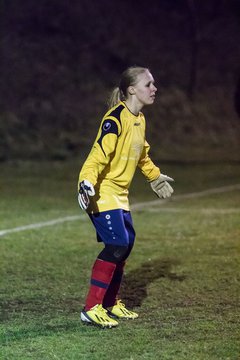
[0,160,240,359]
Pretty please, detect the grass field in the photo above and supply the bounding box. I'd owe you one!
[0,160,240,360]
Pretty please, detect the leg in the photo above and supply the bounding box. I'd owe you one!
[99,245,129,308]
[84,210,130,311]
[81,245,129,328]
[103,211,136,308]
[81,209,138,326]
[84,258,116,311]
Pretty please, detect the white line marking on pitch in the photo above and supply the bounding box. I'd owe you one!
[146,208,240,214]
[0,215,86,237]
[131,184,240,210]
[0,184,240,237]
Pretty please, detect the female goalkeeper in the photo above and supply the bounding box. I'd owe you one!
[78,66,174,328]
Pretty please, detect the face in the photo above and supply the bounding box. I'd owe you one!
[129,70,157,107]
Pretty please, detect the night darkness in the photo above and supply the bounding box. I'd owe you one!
[1,0,240,161]
[1,4,240,356]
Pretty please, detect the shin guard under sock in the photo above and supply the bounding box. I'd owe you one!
[84,259,116,311]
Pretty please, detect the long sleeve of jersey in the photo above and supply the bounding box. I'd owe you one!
[138,140,160,182]
[78,118,120,187]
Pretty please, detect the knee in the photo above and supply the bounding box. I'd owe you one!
[98,244,129,264]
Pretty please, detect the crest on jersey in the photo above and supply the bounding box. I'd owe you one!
[103,122,111,131]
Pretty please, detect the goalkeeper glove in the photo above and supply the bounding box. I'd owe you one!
[78,180,95,210]
[150,174,174,199]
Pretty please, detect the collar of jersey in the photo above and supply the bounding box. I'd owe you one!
[121,101,140,117]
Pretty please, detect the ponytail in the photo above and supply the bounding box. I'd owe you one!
[108,87,125,109]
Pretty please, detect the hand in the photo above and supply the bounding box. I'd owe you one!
[150,174,174,199]
[78,180,95,210]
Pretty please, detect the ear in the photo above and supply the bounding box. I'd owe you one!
[128,86,135,95]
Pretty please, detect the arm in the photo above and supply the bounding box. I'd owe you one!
[137,141,160,181]
[138,141,174,199]
[77,118,120,210]
[78,118,120,187]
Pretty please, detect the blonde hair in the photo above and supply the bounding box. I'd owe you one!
[108,66,149,109]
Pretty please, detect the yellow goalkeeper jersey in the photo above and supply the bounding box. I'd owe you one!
[78,101,160,213]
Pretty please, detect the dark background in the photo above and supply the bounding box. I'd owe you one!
[1,0,240,162]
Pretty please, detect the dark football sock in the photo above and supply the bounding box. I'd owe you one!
[103,261,125,308]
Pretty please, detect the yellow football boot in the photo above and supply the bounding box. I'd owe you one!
[107,300,139,319]
[81,304,119,328]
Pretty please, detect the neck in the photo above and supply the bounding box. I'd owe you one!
[124,99,143,116]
